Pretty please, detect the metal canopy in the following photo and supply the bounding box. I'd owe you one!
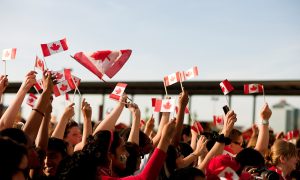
[6,80,300,95]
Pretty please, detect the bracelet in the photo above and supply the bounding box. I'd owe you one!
[262,119,269,125]
[32,109,45,117]
[216,134,231,145]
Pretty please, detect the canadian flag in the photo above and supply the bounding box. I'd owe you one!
[2,48,17,60]
[73,49,132,79]
[52,69,81,89]
[53,80,73,97]
[218,167,239,180]
[41,38,68,57]
[285,130,299,140]
[244,84,263,94]
[109,83,127,101]
[26,93,37,107]
[220,79,234,95]
[213,115,224,126]
[182,66,199,81]
[154,99,176,112]
[34,56,45,71]
[191,121,204,134]
[151,98,157,107]
[34,79,44,92]
[164,72,181,86]
[175,106,189,114]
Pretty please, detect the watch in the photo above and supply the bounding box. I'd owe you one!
[262,119,269,125]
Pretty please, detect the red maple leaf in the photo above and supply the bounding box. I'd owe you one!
[163,101,172,110]
[185,71,192,77]
[224,171,233,180]
[56,73,63,80]
[170,76,175,81]
[50,43,60,51]
[60,84,68,91]
[4,51,10,57]
[250,85,257,91]
[28,98,34,104]
[114,88,122,94]
[221,86,225,92]
[38,60,43,67]
[90,51,111,62]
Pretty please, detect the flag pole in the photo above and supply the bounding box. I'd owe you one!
[43,58,48,70]
[163,81,168,97]
[225,95,230,109]
[33,86,41,95]
[179,73,184,92]
[3,60,6,76]
[262,85,266,103]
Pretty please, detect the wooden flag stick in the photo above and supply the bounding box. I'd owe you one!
[3,60,6,76]
[33,86,41,95]
[43,58,48,70]
[225,95,231,109]
[163,81,168,97]
[179,73,184,92]
[72,89,77,103]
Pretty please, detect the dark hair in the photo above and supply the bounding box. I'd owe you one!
[0,128,28,145]
[235,148,265,174]
[48,138,68,158]
[229,128,242,142]
[179,142,193,158]
[181,125,191,139]
[63,120,79,138]
[120,142,140,177]
[0,137,28,180]
[56,130,112,180]
[169,167,205,180]
[110,131,122,155]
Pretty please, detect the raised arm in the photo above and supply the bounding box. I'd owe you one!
[143,115,154,137]
[23,71,53,142]
[93,94,127,135]
[172,90,189,147]
[0,75,8,103]
[74,98,92,151]
[152,112,170,147]
[35,99,52,151]
[254,103,272,154]
[127,103,141,145]
[0,71,36,130]
[197,110,236,171]
[51,103,75,139]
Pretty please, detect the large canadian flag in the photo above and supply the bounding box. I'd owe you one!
[26,93,37,107]
[53,80,73,97]
[2,48,17,60]
[154,99,176,112]
[73,49,132,79]
[220,79,234,95]
[41,38,68,57]
[35,56,45,71]
[164,72,181,86]
[109,83,127,101]
[244,84,263,94]
[182,66,198,81]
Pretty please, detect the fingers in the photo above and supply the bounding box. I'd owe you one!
[68,103,75,108]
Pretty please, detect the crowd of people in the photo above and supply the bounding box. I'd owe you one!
[0,70,299,180]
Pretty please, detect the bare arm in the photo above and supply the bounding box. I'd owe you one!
[0,75,8,105]
[190,128,198,150]
[51,103,75,139]
[127,103,141,145]
[144,115,154,137]
[93,94,127,135]
[254,103,272,154]
[0,71,35,130]
[172,90,189,147]
[23,71,53,142]
[152,112,170,147]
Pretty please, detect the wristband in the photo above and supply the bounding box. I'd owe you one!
[32,109,45,117]
[262,119,269,125]
[216,134,231,145]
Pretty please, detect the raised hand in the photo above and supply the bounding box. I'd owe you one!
[221,110,237,137]
[128,103,141,118]
[144,115,155,135]
[161,118,176,143]
[42,71,54,92]
[81,98,92,120]
[260,103,272,121]
[194,135,208,156]
[63,103,75,120]
[20,71,37,92]
[178,90,189,108]
[0,75,8,94]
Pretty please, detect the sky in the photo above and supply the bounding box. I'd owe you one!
[0,0,300,131]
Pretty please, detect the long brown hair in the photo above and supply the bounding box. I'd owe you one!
[266,140,297,166]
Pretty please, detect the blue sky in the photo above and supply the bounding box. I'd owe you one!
[0,0,300,131]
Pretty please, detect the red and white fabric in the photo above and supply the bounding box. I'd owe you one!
[2,48,17,60]
[109,83,127,101]
[53,80,73,97]
[285,130,300,140]
[175,106,189,114]
[163,72,181,86]
[151,98,157,107]
[34,79,43,91]
[244,84,263,94]
[52,69,81,89]
[213,115,224,126]
[26,93,37,107]
[182,66,198,81]
[34,56,45,71]
[73,49,132,79]
[218,167,239,180]
[41,38,68,57]
[154,99,176,112]
[191,121,204,134]
[140,119,145,128]
[220,79,234,95]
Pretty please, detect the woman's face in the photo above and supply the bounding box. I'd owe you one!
[230,135,243,155]
[65,126,82,146]
[112,138,129,171]
[285,155,298,175]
